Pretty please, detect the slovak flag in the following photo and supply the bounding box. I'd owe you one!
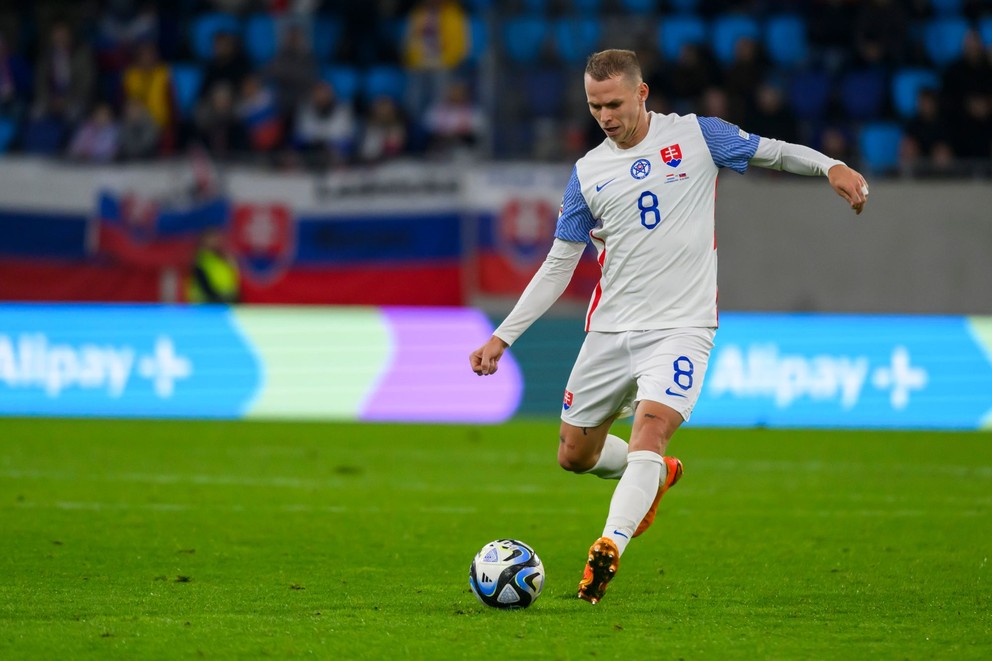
[660,144,682,168]
[563,389,573,410]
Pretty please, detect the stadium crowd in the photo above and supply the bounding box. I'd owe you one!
[0,0,990,176]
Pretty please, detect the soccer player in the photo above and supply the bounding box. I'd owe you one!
[469,49,869,604]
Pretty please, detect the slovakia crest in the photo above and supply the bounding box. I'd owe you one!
[563,389,574,410]
[660,144,683,168]
[230,203,295,285]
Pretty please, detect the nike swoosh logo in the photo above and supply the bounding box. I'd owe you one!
[665,387,687,398]
[613,530,629,539]
[595,178,616,192]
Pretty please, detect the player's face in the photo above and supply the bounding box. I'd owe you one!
[585,74,649,149]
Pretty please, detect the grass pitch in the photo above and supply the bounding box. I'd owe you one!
[1,419,989,659]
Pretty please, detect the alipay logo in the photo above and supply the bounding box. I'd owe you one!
[707,344,927,410]
[0,334,192,399]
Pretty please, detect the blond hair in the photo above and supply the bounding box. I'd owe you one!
[585,49,643,84]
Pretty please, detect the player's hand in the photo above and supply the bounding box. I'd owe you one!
[470,336,509,376]
[827,164,869,215]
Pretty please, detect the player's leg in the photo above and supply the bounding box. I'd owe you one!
[604,400,684,549]
[578,329,714,604]
[557,331,634,476]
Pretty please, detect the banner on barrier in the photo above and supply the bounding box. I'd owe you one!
[0,304,521,423]
[0,305,988,429]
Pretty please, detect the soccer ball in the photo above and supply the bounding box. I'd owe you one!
[468,539,545,609]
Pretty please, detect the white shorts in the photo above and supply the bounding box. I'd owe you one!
[560,327,716,427]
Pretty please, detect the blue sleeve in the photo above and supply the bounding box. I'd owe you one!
[697,116,761,174]
[554,166,596,243]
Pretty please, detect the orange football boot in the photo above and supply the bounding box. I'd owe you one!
[577,537,620,604]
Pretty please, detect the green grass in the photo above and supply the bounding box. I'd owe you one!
[1,419,990,660]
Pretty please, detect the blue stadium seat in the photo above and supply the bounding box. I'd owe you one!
[572,0,602,13]
[521,0,549,14]
[859,122,903,174]
[501,16,548,64]
[839,68,887,120]
[620,0,655,14]
[362,66,406,102]
[22,118,66,155]
[244,14,278,65]
[171,63,204,117]
[668,0,700,13]
[553,17,601,65]
[930,0,964,15]
[467,15,489,65]
[980,16,992,47]
[462,0,495,11]
[891,68,940,118]
[923,17,970,66]
[321,66,359,102]
[711,14,761,64]
[788,70,831,120]
[0,117,15,154]
[523,68,566,118]
[191,13,242,61]
[658,15,707,61]
[765,14,808,68]
[312,16,343,62]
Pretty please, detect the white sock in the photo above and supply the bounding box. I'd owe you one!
[583,434,628,479]
[602,450,663,556]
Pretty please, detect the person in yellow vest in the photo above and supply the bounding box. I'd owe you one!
[187,228,240,304]
[123,41,174,152]
[402,0,471,121]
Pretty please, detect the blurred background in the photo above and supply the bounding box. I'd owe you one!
[0,0,989,427]
[0,0,990,312]
[1,0,991,171]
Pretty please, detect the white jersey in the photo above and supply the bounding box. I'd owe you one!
[556,111,760,332]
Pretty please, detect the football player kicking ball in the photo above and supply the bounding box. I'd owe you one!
[469,49,869,604]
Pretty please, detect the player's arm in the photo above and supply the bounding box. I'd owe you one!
[470,238,585,376]
[749,137,870,215]
[471,166,595,376]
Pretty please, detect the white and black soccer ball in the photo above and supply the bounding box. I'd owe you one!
[468,539,545,609]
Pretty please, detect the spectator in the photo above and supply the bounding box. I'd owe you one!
[122,41,174,140]
[263,20,319,117]
[193,82,249,160]
[118,97,160,160]
[338,0,400,66]
[0,32,31,121]
[199,30,251,102]
[358,95,408,164]
[941,30,992,121]
[853,0,909,67]
[667,44,720,113]
[818,124,855,164]
[744,81,799,144]
[723,37,768,118]
[900,88,954,176]
[423,80,484,157]
[807,0,858,73]
[238,74,283,152]
[402,0,471,120]
[33,20,95,124]
[699,86,739,126]
[67,103,119,162]
[187,227,241,305]
[949,92,992,166]
[96,0,159,72]
[294,80,356,168]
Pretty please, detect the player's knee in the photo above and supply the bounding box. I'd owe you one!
[557,432,595,473]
